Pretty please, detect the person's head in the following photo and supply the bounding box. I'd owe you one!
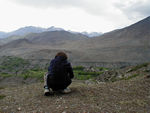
[55,52,68,60]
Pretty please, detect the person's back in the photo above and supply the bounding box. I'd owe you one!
[44,52,74,96]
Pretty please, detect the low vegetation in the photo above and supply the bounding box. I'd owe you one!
[0,87,4,90]
[0,56,46,80]
[73,66,84,71]
[0,95,6,100]
[0,56,149,82]
[74,70,103,80]
[0,56,105,80]
[0,56,30,75]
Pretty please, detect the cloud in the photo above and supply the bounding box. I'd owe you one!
[11,0,118,16]
[9,0,150,20]
[12,0,83,8]
[114,0,150,19]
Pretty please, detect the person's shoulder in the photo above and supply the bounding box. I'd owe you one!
[50,59,55,63]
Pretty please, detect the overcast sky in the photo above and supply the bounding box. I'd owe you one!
[0,0,149,33]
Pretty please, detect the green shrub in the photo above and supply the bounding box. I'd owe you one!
[96,67,109,71]
[128,63,149,72]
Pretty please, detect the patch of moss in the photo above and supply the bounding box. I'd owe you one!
[0,87,4,90]
[0,95,6,100]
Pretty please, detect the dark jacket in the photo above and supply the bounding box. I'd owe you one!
[48,56,74,85]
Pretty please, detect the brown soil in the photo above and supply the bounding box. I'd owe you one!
[0,75,150,113]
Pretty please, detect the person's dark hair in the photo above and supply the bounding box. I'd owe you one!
[55,52,68,60]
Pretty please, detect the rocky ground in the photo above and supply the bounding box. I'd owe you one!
[0,75,150,113]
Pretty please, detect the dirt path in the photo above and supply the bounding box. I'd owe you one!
[0,76,150,113]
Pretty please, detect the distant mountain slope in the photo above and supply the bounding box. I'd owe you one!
[0,26,44,39]
[0,30,88,48]
[25,31,87,45]
[0,35,24,45]
[81,32,102,37]
[0,32,6,39]
[9,26,46,36]
[68,31,102,38]
[0,29,88,46]
[82,16,150,62]
[0,26,65,39]
[94,16,150,47]
[10,26,65,36]
[1,39,32,49]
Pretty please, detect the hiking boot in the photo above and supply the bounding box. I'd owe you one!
[44,88,54,96]
[61,88,71,94]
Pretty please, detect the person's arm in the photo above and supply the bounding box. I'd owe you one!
[67,63,74,79]
[48,60,54,74]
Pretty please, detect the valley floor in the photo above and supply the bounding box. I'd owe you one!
[0,75,150,113]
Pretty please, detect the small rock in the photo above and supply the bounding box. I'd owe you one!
[17,107,21,111]
[63,100,66,103]
[60,97,63,100]
[126,68,132,73]
[65,106,68,109]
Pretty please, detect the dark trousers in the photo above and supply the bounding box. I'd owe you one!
[44,73,71,91]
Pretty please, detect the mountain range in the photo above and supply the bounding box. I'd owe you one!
[0,16,150,66]
[0,26,102,39]
[0,26,65,39]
